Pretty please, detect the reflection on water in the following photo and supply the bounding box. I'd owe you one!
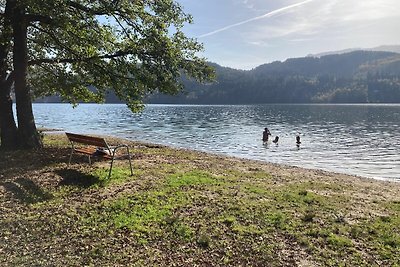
[33,103,400,181]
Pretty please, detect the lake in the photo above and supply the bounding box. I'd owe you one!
[32,103,400,181]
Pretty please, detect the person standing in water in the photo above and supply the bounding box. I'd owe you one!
[262,128,271,142]
[296,134,301,147]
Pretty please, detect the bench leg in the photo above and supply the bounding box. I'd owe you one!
[108,156,115,179]
[107,145,134,179]
[126,147,133,176]
[68,149,74,166]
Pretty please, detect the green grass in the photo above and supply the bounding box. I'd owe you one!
[167,170,218,188]
[92,166,140,187]
[81,166,400,265]
[1,135,399,266]
[85,171,219,238]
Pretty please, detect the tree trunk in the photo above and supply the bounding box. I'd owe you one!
[12,3,42,149]
[0,81,18,150]
[0,0,18,150]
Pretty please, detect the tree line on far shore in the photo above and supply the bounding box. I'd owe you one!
[35,50,400,105]
[148,51,400,104]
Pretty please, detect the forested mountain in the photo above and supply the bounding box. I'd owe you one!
[37,50,400,104]
[148,50,400,104]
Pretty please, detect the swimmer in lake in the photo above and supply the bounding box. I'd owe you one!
[296,134,301,147]
[273,136,279,144]
[262,128,272,142]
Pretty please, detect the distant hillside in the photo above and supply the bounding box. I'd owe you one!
[35,49,400,104]
[149,50,400,104]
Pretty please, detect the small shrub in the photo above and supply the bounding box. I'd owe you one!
[265,211,287,229]
[222,216,236,226]
[175,223,193,240]
[302,210,316,223]
[350,226,363,238]
[297,236,311,248]
[165,215,179,225]
[382,233,400,248]
[327,233,352,248]
[299,190,308,196]
[197,234,211,248]
[380,216,391,223]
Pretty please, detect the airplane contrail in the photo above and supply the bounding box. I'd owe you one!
[198,0,315,38]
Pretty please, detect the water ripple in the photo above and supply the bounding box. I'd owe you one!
[33,103,400,181]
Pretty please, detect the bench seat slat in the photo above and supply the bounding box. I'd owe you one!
[75,147,97,155]
[66,133,108,147]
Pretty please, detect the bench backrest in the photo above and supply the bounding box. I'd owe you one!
[66,132,109,148]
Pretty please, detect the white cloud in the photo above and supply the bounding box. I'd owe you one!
[243,0,400,42]
[333,0,399,22]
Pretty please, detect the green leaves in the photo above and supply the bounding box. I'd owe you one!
[2,0,214,110]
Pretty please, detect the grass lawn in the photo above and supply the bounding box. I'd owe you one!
[0,134,399,266]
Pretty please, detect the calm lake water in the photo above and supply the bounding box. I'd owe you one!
[32,103,400,181]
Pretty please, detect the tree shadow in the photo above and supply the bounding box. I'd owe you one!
[56,169,103,188]
[0,178,52,204]
[0,147,71,177]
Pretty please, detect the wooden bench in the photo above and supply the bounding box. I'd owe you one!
[66,132,133,179]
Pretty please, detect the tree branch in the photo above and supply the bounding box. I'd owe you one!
[66,1,109,15]
[28,50,133,66]
[26,14,53,24]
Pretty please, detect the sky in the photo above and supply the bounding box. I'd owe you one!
[177,0,400,70]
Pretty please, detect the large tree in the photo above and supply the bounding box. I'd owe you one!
[0,0,214,149]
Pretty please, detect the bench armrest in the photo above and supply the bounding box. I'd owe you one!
[109,144,129,152]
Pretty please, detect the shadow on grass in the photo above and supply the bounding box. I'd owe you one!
[0,178,52,204]
[0,147,70,177]
[56,169,103,188]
